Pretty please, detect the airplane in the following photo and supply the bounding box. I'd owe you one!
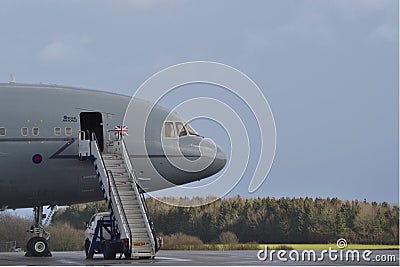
[0,80,227,257]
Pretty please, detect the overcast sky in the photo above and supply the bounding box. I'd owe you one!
[0,0,398,210]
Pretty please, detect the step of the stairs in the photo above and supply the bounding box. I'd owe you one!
[106,167,127,173]
[121,203,141,209]
[108,171,128,176]
[120,195,139,202]
[112,173,129,178]
[123,210,142,216]
[112,197,139,209]
[102,154,122,159]
[119,197,139,203]
[114,181,132,187]
[118,190,138,196]
[114,185,134,191]
[124,214,142,221]
[125,211,143,216]
[131,232,151,238]
[103,158,123,162]
[107,167,127,172]
[118,204,140,211]
[127,219,146,226]
[116,208,141,216]
[126,214,144,220]
[119,203,140,210]
[112,176,130,182]
[131,227,147,236]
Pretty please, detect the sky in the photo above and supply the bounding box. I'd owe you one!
[0,0,398,216]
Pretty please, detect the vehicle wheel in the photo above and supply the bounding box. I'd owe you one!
[124,252,131,259]
[85,240,90,256]
[102,241,116,260]
[27,237,50,257]
[139,256,153,259]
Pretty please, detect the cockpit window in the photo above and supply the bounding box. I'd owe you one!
[163,121,199,138]
[176,122,187,137]
[164,122,176,137]
[185,123,199,136]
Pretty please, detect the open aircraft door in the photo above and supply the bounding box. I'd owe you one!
[80,112,104,152]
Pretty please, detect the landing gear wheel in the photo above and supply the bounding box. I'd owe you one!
[25,206,53,257]
[25,237,51,257]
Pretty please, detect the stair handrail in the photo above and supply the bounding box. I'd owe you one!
[137,185,160,252]
[119,138,157,253]
[107,169,133,255]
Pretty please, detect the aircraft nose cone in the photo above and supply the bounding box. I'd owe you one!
[209,146,227,175]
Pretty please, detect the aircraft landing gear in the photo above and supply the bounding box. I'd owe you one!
[25,206,52,257]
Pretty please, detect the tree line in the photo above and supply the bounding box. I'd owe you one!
[51,196,399,245]
[1,196,398,251]
[146,197,398,245]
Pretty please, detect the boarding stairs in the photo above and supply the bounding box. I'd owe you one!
[78,131,160,258]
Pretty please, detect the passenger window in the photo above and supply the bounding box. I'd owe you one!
[54,127,61,136]
[65,127,72,136]
[0,127,5,136]
[32,127,39,136]
[164,122,176,138]
[21,127,28,136]
[176,122,187,137]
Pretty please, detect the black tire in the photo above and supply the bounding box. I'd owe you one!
[101,241,116,260]
[27,237,50,257]
[85,240,90,256]
[139,256,153,259]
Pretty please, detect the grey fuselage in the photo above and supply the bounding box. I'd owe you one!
[0,83,226,209]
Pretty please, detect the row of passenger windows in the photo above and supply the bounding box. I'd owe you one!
[0,127,73,137]
[163,121,198,138]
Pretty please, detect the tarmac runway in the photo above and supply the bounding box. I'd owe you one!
[0,250,398,266]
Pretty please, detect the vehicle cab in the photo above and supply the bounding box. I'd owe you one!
[84,212,112,256]
[85,212,111,242]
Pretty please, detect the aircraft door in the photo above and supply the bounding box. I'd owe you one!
[80,112,104,152]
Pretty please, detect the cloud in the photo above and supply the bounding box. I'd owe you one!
[38,34,92,62]
[369,24,398,43]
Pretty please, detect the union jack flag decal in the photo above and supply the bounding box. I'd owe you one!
[115,125,128,136]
